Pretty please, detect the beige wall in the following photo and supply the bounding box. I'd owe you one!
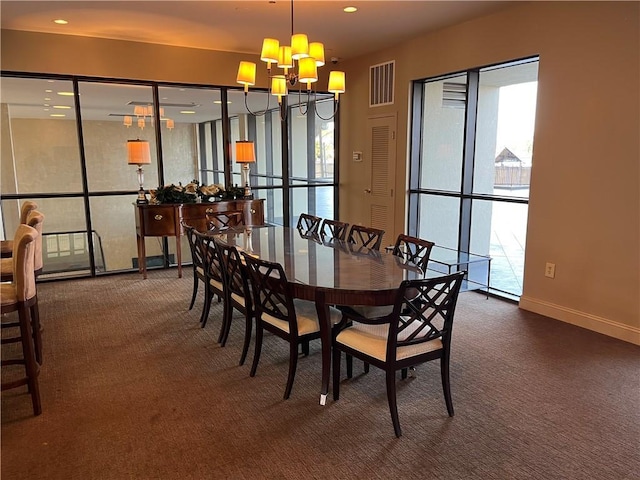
[339,1,639,342]
[1,1,638,342]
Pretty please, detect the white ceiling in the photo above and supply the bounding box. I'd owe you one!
[1,1,514,62]
[1,1,518,122]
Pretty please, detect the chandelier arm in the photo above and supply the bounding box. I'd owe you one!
[314,97,340,121]
[295,84,310,116]
[243,91,272,117]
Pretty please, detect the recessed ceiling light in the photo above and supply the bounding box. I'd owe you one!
[44,97,51,101]
[53,19,68,25]
[53,105,71,109]
[50,114,66,117]
[43,104,50,107]
[45,89,52,93]
[57,91,74,96]
[180,110,196,114]
[343,6,357,13]
[213,100,232,105]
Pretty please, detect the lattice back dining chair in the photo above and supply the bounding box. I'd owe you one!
[215,239,254,365]
[319,219,349,241]
[206,210,245,231]
[391,234,435,273]
[1,224,41,416]
[296,213,322,236]
[182,223,207,314]
[347,224,385,250]
[332,271,465,437]
[1,201,38,258]
[242,253,341,399]
[195,231,227,341]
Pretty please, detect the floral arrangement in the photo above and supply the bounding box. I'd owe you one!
[150,180,242,204]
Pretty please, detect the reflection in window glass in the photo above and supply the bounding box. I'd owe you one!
[1,77,83,194]
[420,74,466,192]
[416,194,460,249]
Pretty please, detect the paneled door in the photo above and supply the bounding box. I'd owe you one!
[364,114,397,232]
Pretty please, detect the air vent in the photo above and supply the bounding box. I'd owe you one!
[442,82,466,108]
[369,61,395,107]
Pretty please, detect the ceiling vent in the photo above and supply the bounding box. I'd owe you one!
[442,82,466,109]
[369,61,395,107]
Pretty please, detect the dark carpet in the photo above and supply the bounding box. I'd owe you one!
[2,270,639,479]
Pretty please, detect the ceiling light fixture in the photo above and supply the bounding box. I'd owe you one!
[53,19,68,25]
[236,0,345,120]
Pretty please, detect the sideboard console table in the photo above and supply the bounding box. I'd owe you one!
[134,199,264,279]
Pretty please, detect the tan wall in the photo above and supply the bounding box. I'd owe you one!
[339,1,639,341]
[1,1,638,341]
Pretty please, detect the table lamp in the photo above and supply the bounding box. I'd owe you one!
[235,140,256,198]
[127,139,151,204]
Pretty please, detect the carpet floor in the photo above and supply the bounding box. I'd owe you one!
[2,270,639,479]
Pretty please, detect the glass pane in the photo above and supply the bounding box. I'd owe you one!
[416,193,460,249]
[255,188,283,225]
[158,85,221,187]
[1,77,83,194]
[420,74,466,192]
[32,197,89,279]
[315,98,336,180]
[78,82,159,193]
[89,195,140,273]
[470,199,528,297]
[474,62,538,197]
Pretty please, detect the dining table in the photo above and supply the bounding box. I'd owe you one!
[214,224,426,405]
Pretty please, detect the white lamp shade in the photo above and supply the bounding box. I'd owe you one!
[260,38,280,64]
[308,42,325,66]
[328,71,346,94]
[291,33,309,60]
[127,139,151,165]
[237,61,257,86]
[298,57,318,84]
[278,46,293,69]
[271,76,288,98]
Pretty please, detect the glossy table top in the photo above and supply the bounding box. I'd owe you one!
[214,225,425,305]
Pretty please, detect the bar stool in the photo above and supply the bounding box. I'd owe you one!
[0,210,45,364]
[1,224,42,416]
[0,201,38,258]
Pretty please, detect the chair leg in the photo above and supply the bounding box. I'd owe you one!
[218,296,231,345]
[441,354,454,417]
[284,341,299,400]
[332,347,342,401]
[364,361,370,374]
[401,368,408,380]
[301,340,309,356]
[249,323,263,377]
[200,285,212,328]
[30,300,43,365]
[18,305,41,416]
[239,311,252,366]
[346,354,353,379]
[188,274,199,310]
[386,370,401,437]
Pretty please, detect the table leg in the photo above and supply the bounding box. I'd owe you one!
[314,290,331,406]
[140,234,147,280]
[176,234,182,278]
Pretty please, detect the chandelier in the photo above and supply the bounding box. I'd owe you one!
[236,0,345,120]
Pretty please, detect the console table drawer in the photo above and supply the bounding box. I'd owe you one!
[138,205,179,236]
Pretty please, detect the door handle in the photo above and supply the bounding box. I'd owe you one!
[364,189,371,194]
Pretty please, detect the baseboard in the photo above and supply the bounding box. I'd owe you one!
[519,296,640,346]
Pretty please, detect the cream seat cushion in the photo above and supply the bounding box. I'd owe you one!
[262,299,342,336]
[336,319,443,362]
[208,277,224,291]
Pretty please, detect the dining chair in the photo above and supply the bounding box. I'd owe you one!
[195,231,227,340]
[242,253,341,399]
[332,271,465,437]
[182,223,207,314]
[296,213,322,236]
[390,234,435,273]
[346,224,385,250]
[1,224,42,416]
[1,201,38,258]
[319,219,349,241]
[215,239,254,365]
[206,210,245,231]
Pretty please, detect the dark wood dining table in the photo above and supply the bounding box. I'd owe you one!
[214,225,425,405]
